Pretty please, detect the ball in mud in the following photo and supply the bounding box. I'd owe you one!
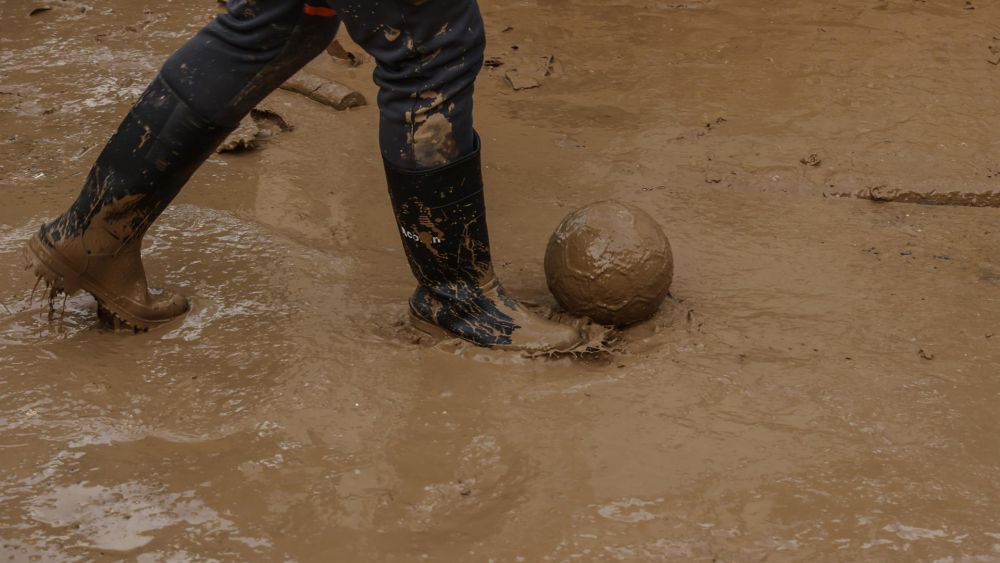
[544,200,673,327]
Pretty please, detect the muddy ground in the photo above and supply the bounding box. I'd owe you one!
[2,0,1000,561]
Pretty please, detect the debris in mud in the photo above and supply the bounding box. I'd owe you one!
[705,117,727,130]
[502,54,558,91]
[217,105,293,154]
[857,184,894,203]
[484,56,505,68]
[504,70,540,91]
[28,1,88,17]
[326,39,362,67]
[541,55,557,77]
[218,117,260,153]
[658,0,716,8]
[834,184,1000,208]
[697,117,727,137]
[252,106,291,132]
[800,153,823,167]
[531,306,620,358]
[280,71,366,110]
[918,349,935,361]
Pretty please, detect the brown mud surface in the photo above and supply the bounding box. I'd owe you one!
[3,0,1000,561]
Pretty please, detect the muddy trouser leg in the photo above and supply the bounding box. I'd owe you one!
[30,0,341,330]
[331,2,586,351]
[46,0,341,247]
[49,0,342,243]
[161,0,341,128]
[332,0,485,169]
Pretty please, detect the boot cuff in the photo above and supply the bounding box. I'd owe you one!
[383,133,483,208]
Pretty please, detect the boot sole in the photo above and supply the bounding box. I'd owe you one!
[26,235,184,331]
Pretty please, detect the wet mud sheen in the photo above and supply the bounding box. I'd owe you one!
[3,0,1000,561]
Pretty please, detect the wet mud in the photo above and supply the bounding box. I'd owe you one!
[3,0,1000,561]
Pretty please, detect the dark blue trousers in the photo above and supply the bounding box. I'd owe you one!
[160,0,485,169]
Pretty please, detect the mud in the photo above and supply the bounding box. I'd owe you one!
[545,201,673,327]
[3,0,1000,561]
[411,112,457,168]
[218,106,293,154]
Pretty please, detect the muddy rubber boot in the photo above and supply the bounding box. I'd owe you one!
[384,137,587,353]
[26,76,234,331]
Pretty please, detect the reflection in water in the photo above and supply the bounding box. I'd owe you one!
[30,482,243,552]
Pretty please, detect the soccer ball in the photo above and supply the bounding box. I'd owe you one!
[544,200,673,326]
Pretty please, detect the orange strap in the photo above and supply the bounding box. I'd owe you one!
[303,4,336,17]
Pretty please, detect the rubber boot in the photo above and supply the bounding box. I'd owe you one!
[384,137,586,353]
[25,76,234,331]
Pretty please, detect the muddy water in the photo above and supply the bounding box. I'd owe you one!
[3,0,1000,561]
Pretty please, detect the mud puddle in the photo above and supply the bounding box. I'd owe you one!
[3,0,1000,561]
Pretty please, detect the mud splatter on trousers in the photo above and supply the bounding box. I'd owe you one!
[162,0,485,168]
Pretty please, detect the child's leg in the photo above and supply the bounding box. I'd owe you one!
[161,0,341,127]
[334,0,485,169]
[333,1,586,351]
[27,1,341,329]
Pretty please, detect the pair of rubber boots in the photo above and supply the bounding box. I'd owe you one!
[26,77,585,353]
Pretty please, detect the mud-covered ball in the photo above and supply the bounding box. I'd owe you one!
[544,200,673,326]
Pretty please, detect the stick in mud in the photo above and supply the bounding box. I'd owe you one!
[279,72,366,111]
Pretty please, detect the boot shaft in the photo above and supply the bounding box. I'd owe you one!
[384,137,495,293]
[41,76,233,253]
